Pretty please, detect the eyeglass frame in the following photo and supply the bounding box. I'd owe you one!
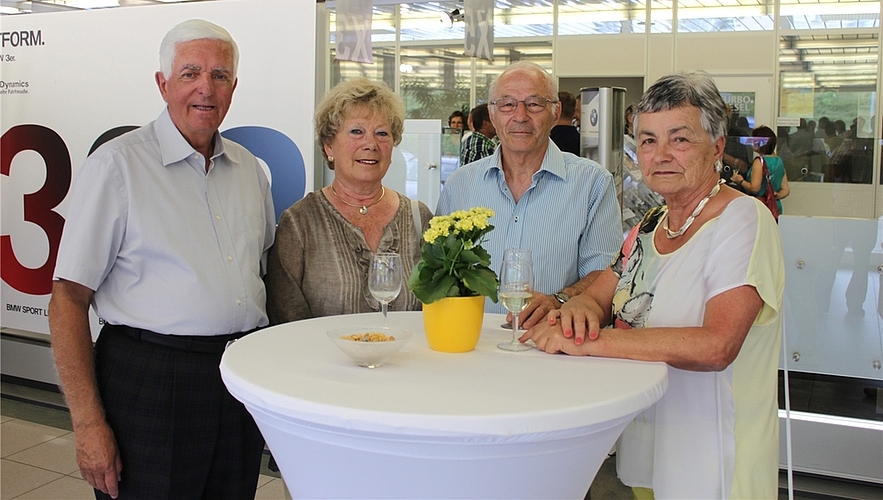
[489,96,559,114]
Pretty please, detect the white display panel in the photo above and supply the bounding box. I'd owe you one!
[1,0,316,337]
[780,215,883,380]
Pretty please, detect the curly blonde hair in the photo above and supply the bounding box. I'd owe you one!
[314,78,405,168]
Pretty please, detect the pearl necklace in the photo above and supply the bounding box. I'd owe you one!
[330,185,385,215]
[662,179,724,239]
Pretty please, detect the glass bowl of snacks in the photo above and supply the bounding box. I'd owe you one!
[326,327,412,368]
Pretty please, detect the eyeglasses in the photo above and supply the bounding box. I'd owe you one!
[490,96,557,114]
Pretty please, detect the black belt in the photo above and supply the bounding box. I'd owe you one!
[105,324,257,354]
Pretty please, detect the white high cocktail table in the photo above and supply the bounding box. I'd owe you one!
[221,311,667,499]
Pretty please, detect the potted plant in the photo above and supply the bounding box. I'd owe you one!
[408,207,499,352]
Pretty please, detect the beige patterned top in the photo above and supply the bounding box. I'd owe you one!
[265,190,432,325]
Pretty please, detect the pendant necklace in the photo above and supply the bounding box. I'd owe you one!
[662,179,724,239]
[330,185,385,215]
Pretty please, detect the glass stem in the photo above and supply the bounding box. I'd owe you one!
[512,313,519,343]
[382,302,388,325]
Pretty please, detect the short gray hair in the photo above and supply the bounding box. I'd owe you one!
[488,61,559,111]
[634,72,728,142]
[159,19,239,79]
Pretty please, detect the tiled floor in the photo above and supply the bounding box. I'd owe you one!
[1,392,288,500]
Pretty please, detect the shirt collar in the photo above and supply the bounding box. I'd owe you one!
[482,139,567,182]
[154,107,227,167]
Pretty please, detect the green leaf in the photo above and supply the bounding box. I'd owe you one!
[460,267,499,302]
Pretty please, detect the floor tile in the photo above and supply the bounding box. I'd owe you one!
[14,475,95,500]
[256,474,274,489]
[253,477,288,500]
[1,419,68,458]
[7,432,79,475]
[0,459,64,500]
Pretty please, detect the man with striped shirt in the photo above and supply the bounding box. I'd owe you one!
[437,61,621,328]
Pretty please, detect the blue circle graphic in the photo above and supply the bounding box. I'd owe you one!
[221,126,306,222]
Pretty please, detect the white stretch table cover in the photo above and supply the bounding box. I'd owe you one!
[221,312,668,499]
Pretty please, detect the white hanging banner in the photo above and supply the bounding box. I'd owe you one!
[336,0,373,64]
[464,0,494,61]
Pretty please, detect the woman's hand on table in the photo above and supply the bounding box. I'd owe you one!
[520,306,602,355]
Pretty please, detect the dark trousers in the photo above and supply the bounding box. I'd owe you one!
[93,325,264,500]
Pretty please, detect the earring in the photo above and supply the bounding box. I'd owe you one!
[327,156,334,163]
[714,159,722,172]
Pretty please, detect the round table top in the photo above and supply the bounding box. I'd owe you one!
[221,311,668,437]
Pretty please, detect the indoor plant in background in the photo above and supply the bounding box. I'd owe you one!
[408,207,498,352]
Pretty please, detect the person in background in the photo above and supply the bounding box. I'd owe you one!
[265,78,432,324]
[731,125,790,215]
[49,19,274,499]
[459,103,497,165]
[438,61,621,328]
[721,105,753,188]
[523,71,784,499]
[573,93,582,131]
[448,109,465,130]
[549,90,580,155]
[624,102,636,137]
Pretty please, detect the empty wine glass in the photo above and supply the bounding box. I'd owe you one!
[368,252,403,325]
[497,257,534,351]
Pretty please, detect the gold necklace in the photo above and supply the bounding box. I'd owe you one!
[330,185,385,215]
[662,179,724,239]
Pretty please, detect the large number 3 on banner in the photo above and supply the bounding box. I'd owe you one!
[1,125,71,295]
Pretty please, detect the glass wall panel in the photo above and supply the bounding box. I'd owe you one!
[399,45,472,119]
[650,0,674,33]
[400,1,465,42]
[779,0,880,30]
[494,0,554,37]
[330,47,398,91]
[778,33,878,184]
[677,0,774,32]
[557,0,647,35]
[329,3,397,44]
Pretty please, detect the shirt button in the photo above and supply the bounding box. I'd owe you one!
[514,216,519,222]
[215,215,221,221]
[227,255,233,261]
[237,299,243,305]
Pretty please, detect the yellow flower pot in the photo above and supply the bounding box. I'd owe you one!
[422,296,485,353]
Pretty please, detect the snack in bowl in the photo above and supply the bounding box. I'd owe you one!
[342,332,396,342]
[326,327,412,368]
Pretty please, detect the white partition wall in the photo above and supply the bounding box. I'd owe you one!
[1,0,316,339]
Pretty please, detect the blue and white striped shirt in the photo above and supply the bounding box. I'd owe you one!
[437,140,621,313]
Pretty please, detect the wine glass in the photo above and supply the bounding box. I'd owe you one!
[368,252,403,325]
[502,248,532,264]
[500,249,532,328]
[497,257,534,351]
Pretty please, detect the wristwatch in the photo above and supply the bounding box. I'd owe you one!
[553,292,570,304]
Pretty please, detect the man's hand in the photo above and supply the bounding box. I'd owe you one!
[74,420,122,498]
[49,279,122,497]
[507,292,558,329]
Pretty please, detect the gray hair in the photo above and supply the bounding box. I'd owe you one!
[314,78,406,166]
[488,61,559,112]
[159,19,239,79]
[634,72,728,142]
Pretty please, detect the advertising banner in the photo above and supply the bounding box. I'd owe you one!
[464,0,494,61]
[1,0,315,337]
